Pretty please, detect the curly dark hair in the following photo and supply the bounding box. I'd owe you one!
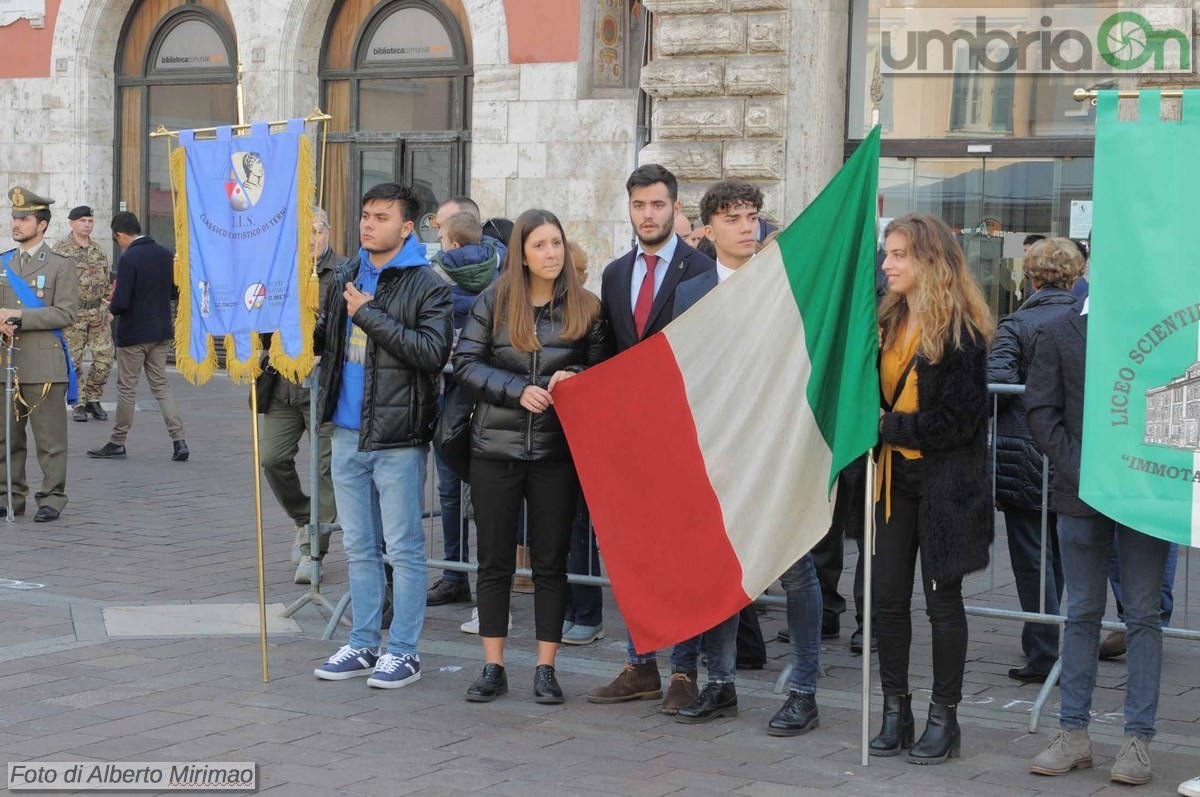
[699,180,763,225]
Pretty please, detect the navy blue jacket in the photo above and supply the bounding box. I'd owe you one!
[109,236,175,347]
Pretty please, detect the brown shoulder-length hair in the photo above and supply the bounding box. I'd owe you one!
[493,209,601,352]
[878,214,995,363]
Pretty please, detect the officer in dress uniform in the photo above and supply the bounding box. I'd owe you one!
[53,206,114,422]
[1,187,80,521]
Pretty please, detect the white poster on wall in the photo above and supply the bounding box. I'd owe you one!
[1069,200,1093,239]
[0,1,45,27]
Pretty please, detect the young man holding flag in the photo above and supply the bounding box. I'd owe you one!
[669,181,822,735]
[0,186,79,522]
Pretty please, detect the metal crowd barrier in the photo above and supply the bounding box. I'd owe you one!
[295,378,1198,733]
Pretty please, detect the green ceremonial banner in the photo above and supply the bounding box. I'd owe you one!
[1080,90,1200,547]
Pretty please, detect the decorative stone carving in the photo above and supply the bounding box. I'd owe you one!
[726,55,787,95]
[638,141,723,180]
[640,58,725,98]
[745,98,785,137]
[652,98,745,139]
[656,14,746,56]
[643,0,728,13]
[747,13,785,53]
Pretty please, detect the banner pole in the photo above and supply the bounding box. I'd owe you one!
[861,459,875,766]
[4,335,14,523]
[250,381,269,682]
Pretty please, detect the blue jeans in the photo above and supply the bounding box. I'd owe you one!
[628,634,701,672]
[332,429,428,657]
[564,493,603,627]
[781,554,823,694]
[1108,543,1178,627]
[1058,514,1170,739]
[433,450,468,583]
[699,612,741,684]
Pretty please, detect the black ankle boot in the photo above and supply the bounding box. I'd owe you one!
[466,663,508,702]
[908,702,961,764]
[869,694,914,757]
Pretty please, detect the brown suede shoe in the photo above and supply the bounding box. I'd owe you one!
[661,670,699,715]
[586,663,662,704]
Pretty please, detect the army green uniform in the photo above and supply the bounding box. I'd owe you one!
[52,237,113,404]
[0,240,79,514]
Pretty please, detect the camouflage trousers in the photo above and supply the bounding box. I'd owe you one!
[64,308,114,404]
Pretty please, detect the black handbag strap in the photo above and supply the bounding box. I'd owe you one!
[882,356,916,413]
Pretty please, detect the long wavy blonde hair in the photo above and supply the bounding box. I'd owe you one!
[878,214,995,363]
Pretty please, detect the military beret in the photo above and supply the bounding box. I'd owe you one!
[68,205,93,221]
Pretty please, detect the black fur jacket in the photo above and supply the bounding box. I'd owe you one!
[879,330,993,582]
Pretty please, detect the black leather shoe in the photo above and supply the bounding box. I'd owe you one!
[466,663,508,702]
[675,682,738,724]
[869,693,915,757]
[172,441,189,461]
[534,664,564,704]
[822,618,840,640]
[87,442,126,459]
[1008,665,1050,684]
[85,401,108,421]
[768,691,820,736]
[72,404,88,422]
[909,702,961,764]
[0,506,25,517]
[34,506,60,523]
[776,629,790,644]
[426,578,471,606]
[850,628,878,655]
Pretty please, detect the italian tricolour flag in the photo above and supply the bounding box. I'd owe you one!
[555,128,882,652]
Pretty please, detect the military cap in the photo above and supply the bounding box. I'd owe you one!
[68,205,93,221]
[9,186,54,218]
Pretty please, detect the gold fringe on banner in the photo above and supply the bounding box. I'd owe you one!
[224,332,263,383]
[269,133,317,385]
[169,145,220,386]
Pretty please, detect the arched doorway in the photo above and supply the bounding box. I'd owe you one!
[320,0,473,255]
[114,0,238,250]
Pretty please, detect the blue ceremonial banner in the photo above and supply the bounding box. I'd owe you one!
[170,118,317,384]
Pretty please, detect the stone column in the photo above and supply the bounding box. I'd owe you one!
[639,0,848,223]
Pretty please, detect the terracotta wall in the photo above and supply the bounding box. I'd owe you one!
[0,0,61,78]
[503,0,578,64]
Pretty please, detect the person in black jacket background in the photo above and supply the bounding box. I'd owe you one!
[311,182,453,690]
[454,208,609,705]
[987,238,1084,683]
[88,212,188,463]
[871,214,994,764]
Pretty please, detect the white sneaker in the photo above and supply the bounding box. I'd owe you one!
[1180,776,1200,797]
[294,556,312,585]
[460,607,512,634]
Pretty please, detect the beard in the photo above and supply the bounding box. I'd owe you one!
[635,222,673,249]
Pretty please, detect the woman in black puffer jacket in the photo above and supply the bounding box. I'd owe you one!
[453,208,610,705]
[988,238,1085,683]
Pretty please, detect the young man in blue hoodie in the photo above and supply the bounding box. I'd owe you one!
[312,182,453,688]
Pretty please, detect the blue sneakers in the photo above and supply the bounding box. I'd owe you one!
[367,653,421,689]
[314,645,379,680]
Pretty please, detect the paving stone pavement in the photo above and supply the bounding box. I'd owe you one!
[1,372,1200,796]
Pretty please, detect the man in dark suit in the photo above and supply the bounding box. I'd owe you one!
[88,212,188,462]
[586,164,714,715]
[1026,298,1169,785]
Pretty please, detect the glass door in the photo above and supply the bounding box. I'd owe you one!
[349,136,463,252]
[879,156,1093,319]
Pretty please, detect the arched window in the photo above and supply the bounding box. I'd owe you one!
[115,2,238,249]
[321,0,472,254]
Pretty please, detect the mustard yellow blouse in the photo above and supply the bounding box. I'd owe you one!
[876,324,921,519]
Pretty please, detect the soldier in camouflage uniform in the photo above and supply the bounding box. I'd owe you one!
[53,206,113,422]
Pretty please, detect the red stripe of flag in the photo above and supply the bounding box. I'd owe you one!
[553,333,751,653]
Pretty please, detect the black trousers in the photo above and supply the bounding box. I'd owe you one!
[873,456,967,706]
[470,457,579,642]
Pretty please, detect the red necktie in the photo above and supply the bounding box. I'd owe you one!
[633,254,660,339]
